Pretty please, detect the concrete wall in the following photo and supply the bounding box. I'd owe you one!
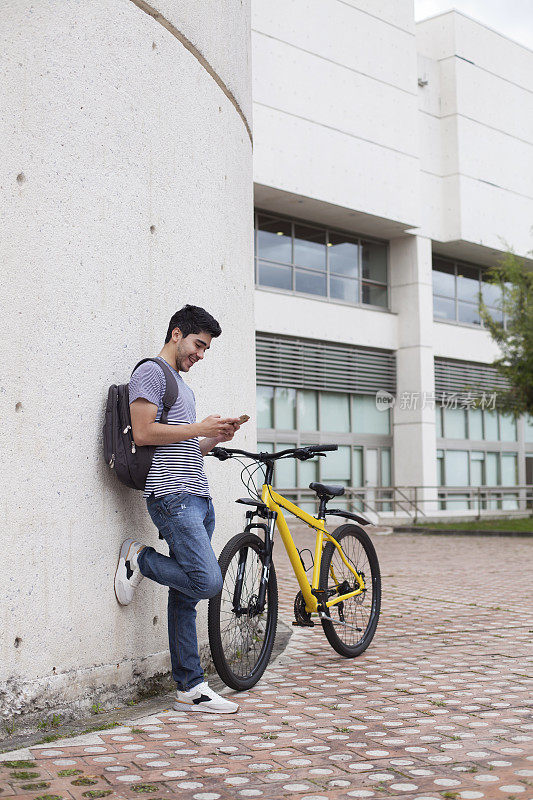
[0,0,253,720]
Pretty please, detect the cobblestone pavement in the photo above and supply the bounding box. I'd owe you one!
[1,529,532,800]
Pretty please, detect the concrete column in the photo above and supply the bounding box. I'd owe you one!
[1,0,253,721]
[389,235,437,514]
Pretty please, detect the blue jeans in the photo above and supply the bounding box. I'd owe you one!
[138,492,222,691]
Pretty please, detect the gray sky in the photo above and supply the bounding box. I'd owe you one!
[414,0,533,50]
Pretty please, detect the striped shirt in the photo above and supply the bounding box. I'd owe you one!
[129,357,210,499]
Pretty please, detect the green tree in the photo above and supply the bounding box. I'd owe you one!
[479,251,533,416]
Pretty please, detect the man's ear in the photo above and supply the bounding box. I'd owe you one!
[172,326,183,342]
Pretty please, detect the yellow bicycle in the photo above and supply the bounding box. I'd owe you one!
[207,445,381,690]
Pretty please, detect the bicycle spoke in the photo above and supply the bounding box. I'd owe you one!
[322,529,378,650]
[216,544,271,677]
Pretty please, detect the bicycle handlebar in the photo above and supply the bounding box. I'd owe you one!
[209,444,338,462]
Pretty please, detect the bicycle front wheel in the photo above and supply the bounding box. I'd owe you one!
[208,532,278,691]
[319,524,381,657]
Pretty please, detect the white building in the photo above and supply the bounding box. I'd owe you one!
[251,2,533,518]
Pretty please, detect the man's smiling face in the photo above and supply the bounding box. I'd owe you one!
[174,329,212,372]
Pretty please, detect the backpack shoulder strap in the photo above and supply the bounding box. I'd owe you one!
[131,358,179,424]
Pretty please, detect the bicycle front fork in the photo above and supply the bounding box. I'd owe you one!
[234,511,276,616]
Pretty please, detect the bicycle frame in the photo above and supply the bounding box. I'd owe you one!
[261,484,366,614]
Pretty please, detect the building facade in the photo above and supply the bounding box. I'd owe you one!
[251,2,533,518]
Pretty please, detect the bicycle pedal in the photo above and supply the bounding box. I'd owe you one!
[292,619,315,627]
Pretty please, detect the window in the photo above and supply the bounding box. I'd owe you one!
[437,405,518,444]
[257,386,392,509]
[255,212,388,308]
[432,257,506,327]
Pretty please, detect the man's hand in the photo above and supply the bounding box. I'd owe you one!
[215,419,241,443]
[198,417,242,455]
[196,415,238,439]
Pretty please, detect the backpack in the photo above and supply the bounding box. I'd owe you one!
[103,358,179,490]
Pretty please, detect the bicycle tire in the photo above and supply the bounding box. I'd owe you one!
[319,523,381,658]
[208,532,278,691]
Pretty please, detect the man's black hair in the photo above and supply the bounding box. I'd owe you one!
[165,305,222,343]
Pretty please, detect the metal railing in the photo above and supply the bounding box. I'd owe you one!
[278,485,533,522]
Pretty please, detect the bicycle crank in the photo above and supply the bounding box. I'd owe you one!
[293,590,314,627]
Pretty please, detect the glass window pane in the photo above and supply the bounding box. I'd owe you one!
[525,415,533,442]
[499,412,517,442]
[484,306,504,326]
[362,282,387,307]
[502,493,518,510]
[274,387,296,429]
[321,445,351,481]
[352,447,363,486]
[484,410,499,440]
[258,260,292,290]
[294,225,326,270]
[470,453,484,486]
[457,301,481,326]
[501,453,517,485]
[444,450,469,485]
[256,217,292,263]
[434,295,455,320]
[436,404,443,437]
[329,234,359,277]
[481,276,502,307]
[444,407,467,438]
[457,265,480,302]
[381,448,391,487]
[447,493,470,511]
[275,443,297,488]
[298,390,318,431]
[469,408,483,440]
[257,386,274,429]
[320,392,350,432]
[299,452,318,487]
[485,452,499,484]
[330,275,358,303]
[432,259,455,297]
[352,395,390,435]
[361,242,387,283]
[295,269,327,296]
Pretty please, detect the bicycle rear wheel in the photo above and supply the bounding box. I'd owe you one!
[319,524,381,657]
[208,532,278,690]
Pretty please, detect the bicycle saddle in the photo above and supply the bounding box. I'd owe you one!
[309,482,345,498]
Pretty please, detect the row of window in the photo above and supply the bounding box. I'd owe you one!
[436,449,523,510]
[255,212,506,330]
[437,449,518,487]
[436,406,533,442]
[255,213,388,307]
[257,440,391,514]
[433,258,506,327]
[258,386,533,443]
[257,386,391,435]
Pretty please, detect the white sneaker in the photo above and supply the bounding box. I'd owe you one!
[114,538,145,605]
[173,681,239,714]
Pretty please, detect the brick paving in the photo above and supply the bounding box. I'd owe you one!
[1,528,532,800]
